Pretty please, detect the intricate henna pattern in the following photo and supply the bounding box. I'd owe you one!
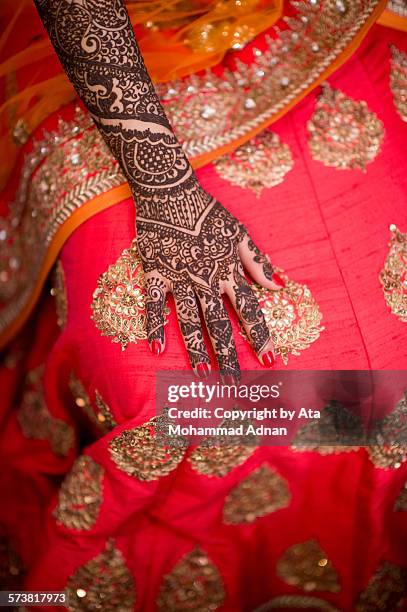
[248,238,273,280]
[34,0,273,376]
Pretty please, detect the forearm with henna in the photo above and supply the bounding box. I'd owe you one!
[34,0,278,377]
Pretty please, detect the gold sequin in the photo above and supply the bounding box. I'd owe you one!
[91,240,170,350]
[390,45,407,122]
[379,224,407,323]
[51,260,68,329]
[248,271,324,365]
[307,83,384,170]
[17,366,75,457]
[277,539,340,593]
[214,130,293,196]
[395,481,407,511]
[109,415,187,481]
[53,456,104,531]
[0,107,123,339]
[69,372,95,423]
[65,539,135,611]
[253,595,340,611]
[291,401,363,455]
[356,561,407,611]
[223,464,291,524]
[366,393,407,469]
[156,547,225,611]
[188,418,257,477]
[94,390,117,433]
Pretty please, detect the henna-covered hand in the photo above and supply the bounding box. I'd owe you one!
[34,0,284,378]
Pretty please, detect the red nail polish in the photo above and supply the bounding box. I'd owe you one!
[262,352,275,368]
[151,340,161,356]
[196,362,210,378]
[272,273,285,288]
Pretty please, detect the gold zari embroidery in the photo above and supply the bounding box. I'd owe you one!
[69,373,116,434]
[51,260,68,329]
[156,547,225,611]
[189,418,257,477]
[366,393,407,469]
[394,481,407,511]
[253,595,340,611]
[356,561,407,611]
[379,224,407,323]
[91,240,169,350]
[109,415,187,481]
[95,390,117,432]
[223,464,291,524]
[17,366,75,457]
[65,539,135,611]
[277,539,340,593]
[307,84,384,170]
[214,130,293,196]
[53,456,104,531]
[249,272,324,365]
[390,45,407,122]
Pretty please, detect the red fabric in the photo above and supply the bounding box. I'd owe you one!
[0,23,406,612]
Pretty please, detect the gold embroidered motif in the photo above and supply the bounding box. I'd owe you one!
[91,240,170,350]
[65,539,135,611]
[390,45,407,122]
[223,464,291,524]
[307,84,384,170]
[0,107,123,338]
[387,0,407,17]
[253,595,340,611]
[53,456,104,531]
[17,366,75,457]
[156,547,225,611]
[379,224,407,323]
[0,536,25,583]
[248,271,324,365]
[277,539,340,593]
[109,415,187,481]
[356,561,407,611]
[291,401,364,455]
[214,130,293,196]
[366,393,407,469]
[189,418,257,477]
[51,260,68,329]
[395,481,407,511]
[94,390,117,433]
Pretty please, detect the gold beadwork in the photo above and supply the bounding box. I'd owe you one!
[390,45,407,122]
[156,547,225,611]
[51,260,68,329]
[366,393,407,469]
[223,464,291,524]
[356,561,407,611]
[249,271,324,365]
[394,481,407,511]
[291,401,363,455]
[65,539,135,611]
[53,456,104,531]
[94,390,117,432]
[214,130,293,196]
[17,366,75,457]
[253,595,340,611]
[188,418,257,477]
[91,241,147,350]
[277,539,340,593]
[379,225,407,323]
[109,415,187,481]
[307,84,384,170]
[0,107,123,339]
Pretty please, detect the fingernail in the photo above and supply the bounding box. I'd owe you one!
[196,362,210,378]
[272,273,285,288]
[221,374,238,386]
[262,351,275,368]
[151,340,161,356]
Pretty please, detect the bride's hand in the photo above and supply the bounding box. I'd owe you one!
[136,189,284,380]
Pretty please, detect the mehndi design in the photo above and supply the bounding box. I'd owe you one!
[34,0,278,377]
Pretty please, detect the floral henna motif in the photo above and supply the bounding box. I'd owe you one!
[248,238,273,280]
[34,0,273,376]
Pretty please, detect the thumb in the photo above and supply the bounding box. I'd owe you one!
[239,234,285,291]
